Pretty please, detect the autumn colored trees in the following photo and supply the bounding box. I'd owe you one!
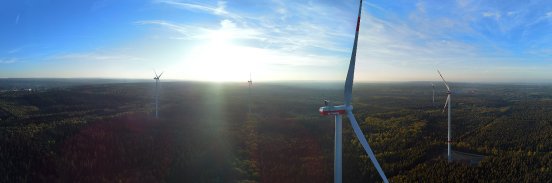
[1,81,551,182]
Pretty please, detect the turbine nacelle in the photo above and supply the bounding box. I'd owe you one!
[153,71,164,80]
[248,72,252,86]
[319,105,347,116]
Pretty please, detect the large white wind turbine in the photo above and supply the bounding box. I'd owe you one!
[154,71,163,119]
[318,0,388,182]
[438,70,452,162]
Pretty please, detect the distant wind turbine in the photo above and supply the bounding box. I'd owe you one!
[438,70,452,162]
[248,72,253,113]
[154,71,163,119]
[432,82,435,107]
[319,0,388,182]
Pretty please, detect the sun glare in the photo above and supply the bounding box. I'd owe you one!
[184,29,256,82]
[210,30,232,45]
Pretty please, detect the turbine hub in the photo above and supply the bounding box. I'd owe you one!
[345,105,353,111]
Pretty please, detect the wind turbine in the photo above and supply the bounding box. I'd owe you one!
[437,70,452,162]
[319,0,388,182]
[248,72,253,113]
[154,71,163,119]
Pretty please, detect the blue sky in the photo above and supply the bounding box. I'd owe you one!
[1,0,552,82]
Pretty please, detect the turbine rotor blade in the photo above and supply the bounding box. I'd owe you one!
[339,1,388,182]
[344,0,363,106]
[437,70,450,91]
[154,70,158,77]
[442,95,450,113]
[158,72,164,78]
[346,110,389,183]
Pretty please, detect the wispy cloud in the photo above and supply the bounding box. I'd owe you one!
[15,14,20,24]
[0,58,17,64]
[137,0,489,81]
[135,20,207,39]
[456,0,472,8]
[53,52,143,62]
[8,47,22,54]
[336,0,550,81]
[482,11,501,20]
[143,0,353,54]
[135,0,552,81]
[136,19,264,42]
[356,2,482,64]
[154,0,239,19]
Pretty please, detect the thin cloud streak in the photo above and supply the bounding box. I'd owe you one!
[154,0,241,20]
[15,14,20,24]
[52,52,144,62]
[135,20,208,39]
[0,58,18,64]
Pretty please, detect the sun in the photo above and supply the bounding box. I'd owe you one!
[185,29,255,82]
[210,29,232,45]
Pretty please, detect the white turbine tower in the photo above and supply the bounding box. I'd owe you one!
[154,71,163,119]
[319,0,388,182]
[248,72,253,113]
[438,70,452,162]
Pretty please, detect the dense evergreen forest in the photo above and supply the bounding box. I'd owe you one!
[1,80,551,182]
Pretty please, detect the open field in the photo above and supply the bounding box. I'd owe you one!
[1,80,551,182]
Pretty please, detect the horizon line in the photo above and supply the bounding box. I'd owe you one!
[1,77,552,84]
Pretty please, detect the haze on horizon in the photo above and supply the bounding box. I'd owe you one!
[1,0,552,83]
